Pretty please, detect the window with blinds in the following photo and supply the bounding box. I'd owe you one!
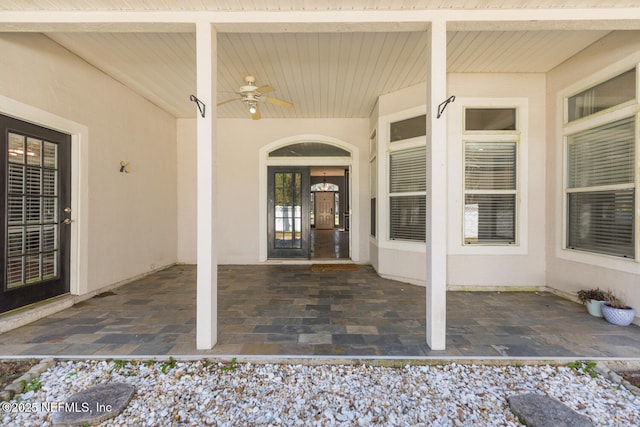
[464,142,517,244]
[371,197,376,237]
[390,195,426,241]
[370,130,377,238]
[370,157,377,238]
[390,147,426,193]
[389,147,426,241]
[566,116,635,258]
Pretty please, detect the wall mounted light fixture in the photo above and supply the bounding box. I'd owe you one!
[119,160,131,173]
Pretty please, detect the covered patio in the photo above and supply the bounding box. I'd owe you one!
[0,3,639,361]
[0,264,638,358]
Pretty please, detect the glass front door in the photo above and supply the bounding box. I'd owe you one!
[1,115,71,313]
[267,166,310,258]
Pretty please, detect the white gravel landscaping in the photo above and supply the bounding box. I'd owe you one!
[2,359,639,426]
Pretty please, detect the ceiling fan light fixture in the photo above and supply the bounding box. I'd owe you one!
[217,76,292,120]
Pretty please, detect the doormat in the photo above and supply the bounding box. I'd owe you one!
[310,264,358,272]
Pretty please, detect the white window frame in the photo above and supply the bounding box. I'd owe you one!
[463,139,518,246]
[448,98,529,255]
[369,129,377,239]
[378,106,427,252]
[557,62,640,272]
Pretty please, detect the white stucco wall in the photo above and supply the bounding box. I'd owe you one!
[545,31,640,315]
[0,33,178,294]
[370,84,429,284]
[177,119,197,263]
[177,117,370,264]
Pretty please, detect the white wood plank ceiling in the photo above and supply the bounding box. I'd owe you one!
[46,29,610,118]
[4,1,634,118]
[2,0,638,11]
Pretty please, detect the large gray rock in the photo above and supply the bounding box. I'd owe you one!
[52,382,135,426]
[508,393,594,427]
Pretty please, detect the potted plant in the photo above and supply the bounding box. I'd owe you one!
[601,291,636,326]
[577,288,606,317]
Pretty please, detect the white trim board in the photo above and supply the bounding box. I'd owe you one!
[0,94,89,298]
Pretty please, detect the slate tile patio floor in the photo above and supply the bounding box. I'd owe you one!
[1,264,639,358]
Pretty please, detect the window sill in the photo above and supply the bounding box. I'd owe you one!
[449,243,527,256]
[556,247,640,274]
[380,239,427,253]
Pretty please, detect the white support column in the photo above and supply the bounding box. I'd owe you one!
[195,21,218,349]
[425,20,448,350]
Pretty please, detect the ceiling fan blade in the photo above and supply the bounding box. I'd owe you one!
[263,96,293,109]
[251,104,261,120]
[217,97,240,106]
[256,85,275,94]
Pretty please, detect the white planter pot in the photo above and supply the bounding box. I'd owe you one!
[585,299,604,317]
[601,303,636,326]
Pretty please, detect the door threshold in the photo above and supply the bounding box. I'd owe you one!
[265,259,354,265]
[0,293,74,334]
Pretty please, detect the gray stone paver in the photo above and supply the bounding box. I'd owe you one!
[0,264,639,357]
[508,393,594,427]
[52,383,135,427]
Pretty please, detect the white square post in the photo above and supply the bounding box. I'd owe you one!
[425,20,448,350]
[195,22,218,349]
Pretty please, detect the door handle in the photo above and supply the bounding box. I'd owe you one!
[63,218,74,225]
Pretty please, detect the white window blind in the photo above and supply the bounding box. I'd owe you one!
[390,196,426,241]
[389,147,426,242]
[567,118,635,188]
[566,116,635,258]
[464,142,517,244]
[389,147,426,193]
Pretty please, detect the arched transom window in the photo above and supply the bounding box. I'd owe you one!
[311,182,339,192]
[269,142,351,157]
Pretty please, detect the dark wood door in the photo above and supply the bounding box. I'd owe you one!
[267,166,310,258]
[0,115,71,313]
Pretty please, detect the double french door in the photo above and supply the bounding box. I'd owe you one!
[1,115,71,313]
[267,166,310,258]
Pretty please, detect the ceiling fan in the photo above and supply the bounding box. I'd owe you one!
[217,75,293,120]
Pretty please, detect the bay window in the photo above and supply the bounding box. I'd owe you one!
[563,67,637,260]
